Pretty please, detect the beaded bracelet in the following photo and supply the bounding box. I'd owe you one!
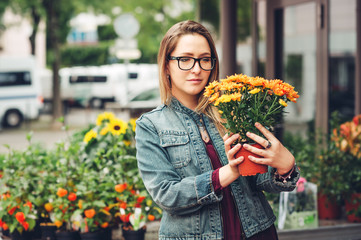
[275,165,296,183]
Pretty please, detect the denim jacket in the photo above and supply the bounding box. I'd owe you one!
[135,98,300,240]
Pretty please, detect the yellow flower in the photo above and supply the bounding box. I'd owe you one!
[96,112,115,126]
[279,99,288,107]
[109,119,128,136]
[129,118,137,132]
[83,129,97,143]
[249,88,261,94]
[124,140,131,146]
[100,126,110,136]
[218,110,223,114]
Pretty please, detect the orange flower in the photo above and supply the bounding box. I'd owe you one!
[137,196,146,203]
[15,212,25,223]
[78,200,83,209]
[44,203,53,212]
[147,214,155,221]
[68,192,77,201]
[57,188,68,198]
[55,220,63,228]
[22,221,29,231]
[120,213,130,222]
[119,202,127,209]
[84,209,96,219]
[8,206,18,215]
[115,183,128,193]
[101,222,109,228]
[2,222,9,230]
[23,201,32,210]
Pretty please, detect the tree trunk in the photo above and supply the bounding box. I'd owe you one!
[29,6,41,56]
[44,0,62,120]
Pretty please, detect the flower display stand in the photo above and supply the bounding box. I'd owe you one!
[55,231,81,240]
[40,225,57,240]
[121,227,146,240]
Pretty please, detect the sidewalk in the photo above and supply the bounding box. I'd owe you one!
[0,108,129,153]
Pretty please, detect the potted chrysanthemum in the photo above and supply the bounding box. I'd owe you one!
[204,73,299,176]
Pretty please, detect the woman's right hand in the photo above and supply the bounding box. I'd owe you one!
[218,133,244,187]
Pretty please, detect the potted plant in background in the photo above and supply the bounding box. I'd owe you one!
[0,112,162,240]
[204,73,299,176]
[329,113,361,222]
[0,139,41,239]
[78,112,162,239]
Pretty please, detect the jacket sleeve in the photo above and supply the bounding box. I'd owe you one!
[135,116,223,216]
[253,166,300,193]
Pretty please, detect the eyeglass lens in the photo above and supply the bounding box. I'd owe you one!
[178,57,214,70]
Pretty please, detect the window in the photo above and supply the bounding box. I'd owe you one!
[0,71,31,87]
[69,75,107,84]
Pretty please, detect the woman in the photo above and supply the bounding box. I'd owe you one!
[135,20,299,240]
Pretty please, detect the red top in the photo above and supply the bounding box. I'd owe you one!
[205,140,278,240]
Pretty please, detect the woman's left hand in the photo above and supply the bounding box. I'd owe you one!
[243,122,295,175]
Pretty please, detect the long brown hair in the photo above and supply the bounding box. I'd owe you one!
[157,20,225,134]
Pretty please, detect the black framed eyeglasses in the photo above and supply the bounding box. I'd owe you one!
[168,56,216,71]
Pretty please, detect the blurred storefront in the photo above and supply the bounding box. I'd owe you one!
[250,0,361,135]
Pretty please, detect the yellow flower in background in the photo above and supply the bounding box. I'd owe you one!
[109,119,128,136]
[96,112,115,126]
[129,118,137,132]
[83,129,97,143]
[279,99,288,107]
[100,126,110,136]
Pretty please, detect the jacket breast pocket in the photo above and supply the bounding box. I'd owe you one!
[159,130,191,170]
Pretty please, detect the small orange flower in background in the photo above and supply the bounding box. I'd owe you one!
[7,206,18,215]
[115,183,128,193]
[22,221,29,231]
[2,223,9,230]
[55,220,63,228]
[68,192,77,201]
[15,212,25,223]
[119,202,127,209]
[147,214,155,221]
[331,114,361,158]
[78,199,83,209]
[44,203,53,212]
[57,188,68,198]
[23,201,32,210]
[137,196,146,203]
[84,209,96,219]
[101,222,109,228]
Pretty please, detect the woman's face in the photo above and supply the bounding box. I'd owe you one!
[167,33,212,105]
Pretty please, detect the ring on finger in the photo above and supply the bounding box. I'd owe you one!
[266,141,272,149]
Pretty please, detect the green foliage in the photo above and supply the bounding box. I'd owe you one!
[60,41,113,67]
[97,25,118,41]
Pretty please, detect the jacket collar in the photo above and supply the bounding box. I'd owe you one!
[169,97,202,121]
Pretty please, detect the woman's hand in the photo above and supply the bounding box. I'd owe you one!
[243,122,295,175]
[218,133,244,187]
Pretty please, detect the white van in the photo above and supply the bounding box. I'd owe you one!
[56,64,158,108]
[0,56,44,128]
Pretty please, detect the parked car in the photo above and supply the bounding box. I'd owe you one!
[0,56,43,128]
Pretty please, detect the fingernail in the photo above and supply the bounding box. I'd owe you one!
[255,122,260,127]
